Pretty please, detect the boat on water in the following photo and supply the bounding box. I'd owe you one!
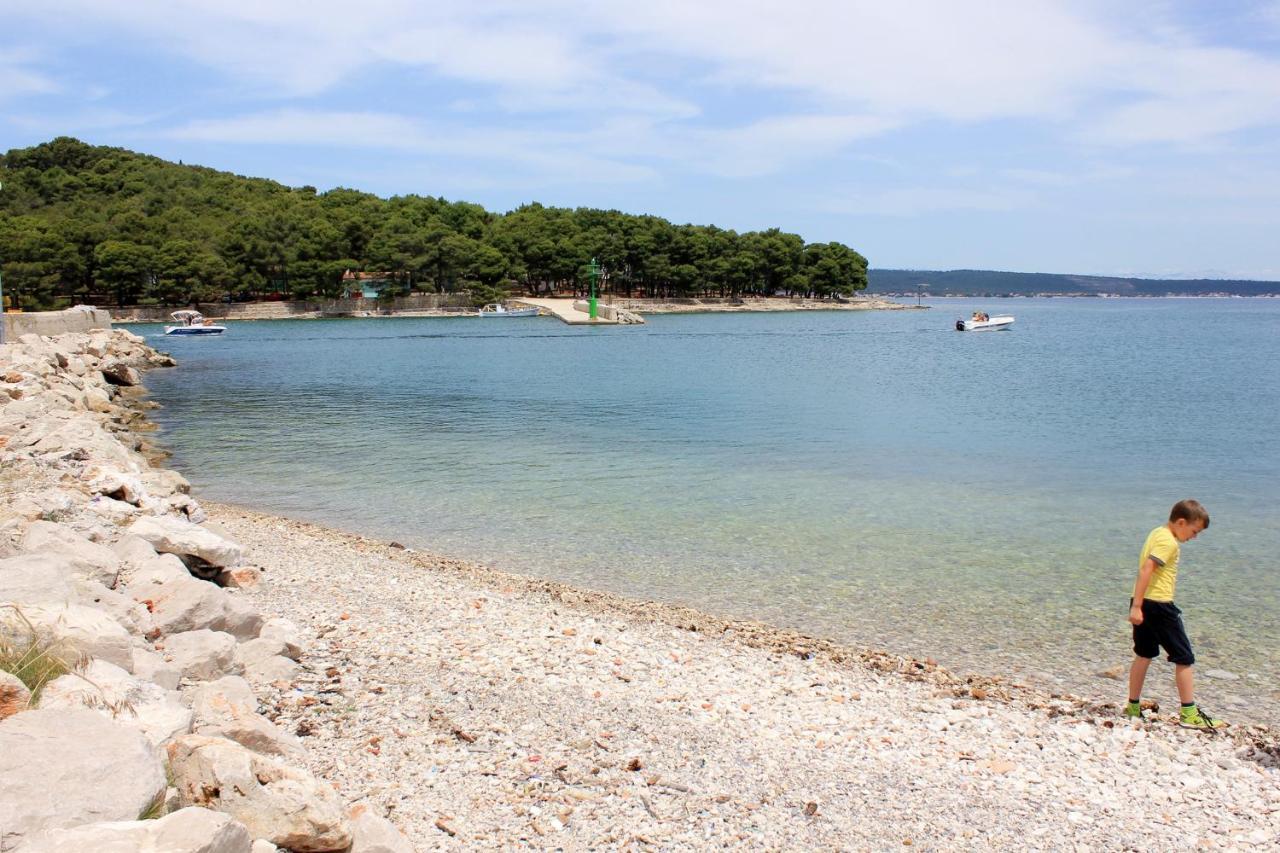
[478,303,539,318]
[955,312,1014,332]
[164,310,227,335]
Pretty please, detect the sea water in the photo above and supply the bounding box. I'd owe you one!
[128,298,1280,721]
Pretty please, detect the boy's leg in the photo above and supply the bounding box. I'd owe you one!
[1175,663,1194,705]
[1127,655,1153,705]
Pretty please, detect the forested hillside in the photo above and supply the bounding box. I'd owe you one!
[868,268,1280,297]
[0,138,868,309]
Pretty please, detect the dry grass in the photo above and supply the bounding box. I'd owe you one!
[0,605,84,704]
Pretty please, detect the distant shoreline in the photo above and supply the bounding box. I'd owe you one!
[111,295,918,323]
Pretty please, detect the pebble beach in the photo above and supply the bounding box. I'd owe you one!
[215,503,1280,850]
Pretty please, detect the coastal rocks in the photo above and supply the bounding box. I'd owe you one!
[0,670,30,720]
[161,629,240,681]
[38,660,192,747]
[0,553,80,604]
[84,466,146,505]
[137,569,234,635]
[257,617,304,660]
[133,645,183,690]
[0,709,166,850]
[167,735,351,852]
[20,521,122,587]
[347,806,414,853]
[0,602,134,672]
[242,655,301,690]
[100,360,142,387]
[190,676,306,761]
[15,806,252,853]
[128,515,244,570]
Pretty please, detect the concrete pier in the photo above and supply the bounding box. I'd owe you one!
[511,298,643,325]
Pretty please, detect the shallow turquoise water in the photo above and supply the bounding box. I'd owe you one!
[128,298,1280,719]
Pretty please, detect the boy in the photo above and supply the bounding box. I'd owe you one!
[1125,499,1224,729]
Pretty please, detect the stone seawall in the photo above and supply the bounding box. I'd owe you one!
[0,331,411,852]
[113,293,472,322]
[2,307,113,339]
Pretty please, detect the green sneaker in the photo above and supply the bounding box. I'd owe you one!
[1179,705,1226,731]
[1123,701,1147,720]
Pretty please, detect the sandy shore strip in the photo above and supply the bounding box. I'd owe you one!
[209,501,1279,851]
[616,296,914,313]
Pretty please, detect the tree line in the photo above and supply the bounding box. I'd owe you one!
[0,137,868,310]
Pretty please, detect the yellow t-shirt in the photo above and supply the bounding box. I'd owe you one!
[1135,525,1180,602]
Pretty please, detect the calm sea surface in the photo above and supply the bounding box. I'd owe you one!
[127,298,1280,721]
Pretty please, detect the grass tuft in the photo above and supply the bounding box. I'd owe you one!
[0,605,83,705]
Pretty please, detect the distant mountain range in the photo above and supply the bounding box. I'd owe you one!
[867,269,1280,297]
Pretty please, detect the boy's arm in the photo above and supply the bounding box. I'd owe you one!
[1129,559,1157,625]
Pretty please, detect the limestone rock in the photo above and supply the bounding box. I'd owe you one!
[0,670,31,720]
[112,534,160,567]
[85,494,142,524]
[0,553,79,605]
[348,806,414,853]
[135,571,231,635]
[243,655,301,690]
[258,617,304,660]
[167,735,352,852]
[161,629,239,681]
[39,660,192,747]
[84,466,146,505]
[190,675,306,761]
[0,602,134,672]
[234,637,291,669]
[100,360,142,386]
[15,805,252,853]
[133,646,182,690]
[218,565,263,589]
[128,515,244,569]
[218,594,264,640]
[0,709,165,850]
[251,839,280,853]
[75,579,155,636]
[140,468,192,498]
[20,520,122,587]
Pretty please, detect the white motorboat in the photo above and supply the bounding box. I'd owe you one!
[164,310,226,335]
[478,303,539,318]
[955,314,1014,332]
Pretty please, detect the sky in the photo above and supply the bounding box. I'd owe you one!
[4,0,1280,279]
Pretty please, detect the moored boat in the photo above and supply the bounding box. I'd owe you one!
[164,310,227,335]
[478,303,539,318]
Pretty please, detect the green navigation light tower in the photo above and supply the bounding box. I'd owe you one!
[588,257,599,320]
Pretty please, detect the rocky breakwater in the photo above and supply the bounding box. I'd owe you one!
[0,331,411,853]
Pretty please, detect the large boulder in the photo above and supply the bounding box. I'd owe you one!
[132,646,182,690]
[348,806,414,853]
[127,515,244,569]
[39,660,192,747]
[190,676,306,762]
[0,670,30,720]
[0,602,134,672]
[132,570,231,635]
[161,629,239,681]
[15,806,251,853]
[242,655,301,690]
[25,418,139,470]
[218,594,264,641]
[19,521,122,587]
[74,579,155,636]
[0,553,79,605]
[100,360,142,387]
[0,709,166,850]
[112,534,160,567]
[167,735,352,852]
[258,617,304,660]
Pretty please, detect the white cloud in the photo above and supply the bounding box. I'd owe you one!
[823,185,1034,217]
[21,0,1280,146]
[0,49,59,100]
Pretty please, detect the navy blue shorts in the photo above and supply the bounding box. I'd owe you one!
[1132,598,1195,665]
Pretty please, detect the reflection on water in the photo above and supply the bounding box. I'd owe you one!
[132,298,1280,721]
